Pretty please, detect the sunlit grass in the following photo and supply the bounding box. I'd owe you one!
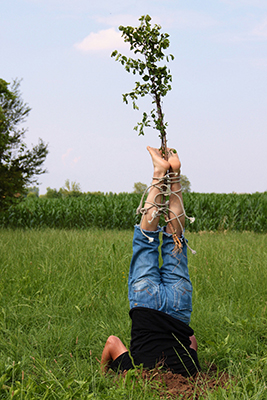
[0,229,267,398]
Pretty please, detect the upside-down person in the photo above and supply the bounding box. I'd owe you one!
[100,146,200,376]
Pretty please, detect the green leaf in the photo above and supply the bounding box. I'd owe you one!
[111,50,118,57]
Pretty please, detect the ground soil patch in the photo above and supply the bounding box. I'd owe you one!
[121,366,231,399]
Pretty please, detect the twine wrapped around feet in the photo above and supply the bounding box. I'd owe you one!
[136,173,196,255]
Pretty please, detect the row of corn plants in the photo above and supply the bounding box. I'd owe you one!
[0,193,141,230]
[184,191,267,232]
[0,191,266,232]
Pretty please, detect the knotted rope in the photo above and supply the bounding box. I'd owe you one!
[136,172,196,255]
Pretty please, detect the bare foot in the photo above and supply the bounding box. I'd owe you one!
[167,148,181,173]
[147,146,170,176]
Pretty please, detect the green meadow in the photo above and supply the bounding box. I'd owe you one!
[0,229,267,399]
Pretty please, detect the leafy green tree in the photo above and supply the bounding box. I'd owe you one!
[45,187,62,199]
[0,78,48,209]
[26,186,39,198]
[112,15,174,159]
[59,179,82,197]
[133,182,148,194]
[180,175,191,193]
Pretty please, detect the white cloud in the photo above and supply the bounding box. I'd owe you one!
[74,27,128,52]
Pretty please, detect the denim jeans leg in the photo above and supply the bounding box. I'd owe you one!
[160,229,193,324]
[128,225,162,310]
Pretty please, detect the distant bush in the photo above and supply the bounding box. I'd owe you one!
[0,192,266,232]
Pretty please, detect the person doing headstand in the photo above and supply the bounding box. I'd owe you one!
[101,146,200,376]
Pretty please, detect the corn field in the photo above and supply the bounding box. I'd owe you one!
[0,192,266,232]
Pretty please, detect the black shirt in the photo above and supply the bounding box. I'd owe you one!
[129,307,200,376]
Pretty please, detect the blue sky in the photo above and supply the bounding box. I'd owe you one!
[1,0,267,194]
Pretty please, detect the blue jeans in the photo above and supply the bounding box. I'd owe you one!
[128,225,193,325]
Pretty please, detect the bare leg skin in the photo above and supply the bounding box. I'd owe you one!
[166,149,185,237]
[168,148,181,173]
[100,335,128,374]
[141,146,170,232]
[141,146,185,237]
[189,335,198,351]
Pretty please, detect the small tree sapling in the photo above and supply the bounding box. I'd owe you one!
[111,15,174,160]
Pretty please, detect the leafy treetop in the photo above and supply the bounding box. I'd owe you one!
[133,182,148,194]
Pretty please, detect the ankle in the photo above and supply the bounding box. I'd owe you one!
[169,167,180,175]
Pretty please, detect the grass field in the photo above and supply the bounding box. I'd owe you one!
[0,228,267,399]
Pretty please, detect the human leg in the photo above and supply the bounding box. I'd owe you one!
[138,147,186,241]
[160,231,192,323]
[160,149,193,324]
[165,148,185,237]
[189,335,198,351]
[100,335,128,373]
[128,147,169,310]
[128,225,162,309]
[140,146,170,232]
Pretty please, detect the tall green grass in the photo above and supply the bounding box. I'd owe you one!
[1,191,266,231]
[0,229,267,398]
